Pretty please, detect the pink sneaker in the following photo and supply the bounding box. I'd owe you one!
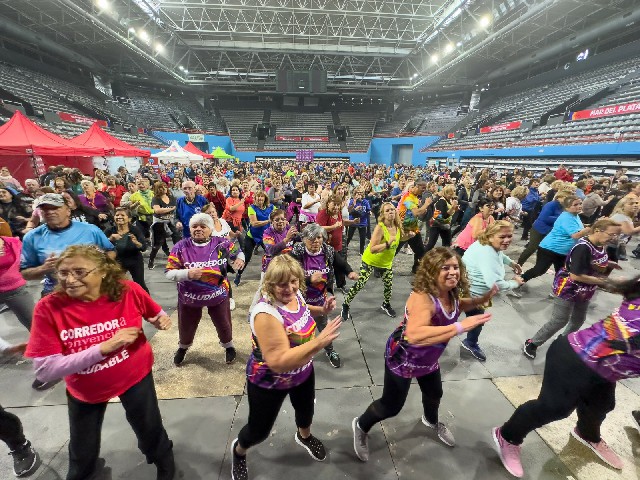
[570,428,623,470]
[492,427,524,478]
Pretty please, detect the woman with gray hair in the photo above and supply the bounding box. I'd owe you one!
[289,223,357,369]
[165,213,245,366]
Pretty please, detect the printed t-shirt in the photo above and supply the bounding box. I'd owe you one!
[398,192,421,233]
[25,281,161,403]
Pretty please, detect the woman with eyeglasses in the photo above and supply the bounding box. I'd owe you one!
[523,218,622,360]
[25,245,174,480]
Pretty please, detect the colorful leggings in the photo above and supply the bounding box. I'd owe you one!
[344,262,393,306]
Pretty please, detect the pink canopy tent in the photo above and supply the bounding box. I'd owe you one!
[0,111,107,183]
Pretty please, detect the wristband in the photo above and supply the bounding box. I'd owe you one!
[454,322,464,335]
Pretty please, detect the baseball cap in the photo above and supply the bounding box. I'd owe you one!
[37,193,66,208]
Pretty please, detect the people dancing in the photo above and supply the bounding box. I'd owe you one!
[166,213,245,366]
[352,247,495,462]
[342,202,415,321]
[494,275,640,478]
[231,255,341,480]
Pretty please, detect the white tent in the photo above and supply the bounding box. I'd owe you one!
[152,140,204,164]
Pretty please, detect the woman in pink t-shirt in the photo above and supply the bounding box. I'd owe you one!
[453,199,496,255]
[0,236,34,332]
[222,184,245,232]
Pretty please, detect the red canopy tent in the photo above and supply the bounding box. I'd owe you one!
[0,111,108,183]
[73,122,151,157]
[183,141,213,159]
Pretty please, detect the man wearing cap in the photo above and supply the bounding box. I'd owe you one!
[20,193,115,297]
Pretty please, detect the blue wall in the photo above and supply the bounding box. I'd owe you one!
[424,142,640,161]
[152,131,443,166]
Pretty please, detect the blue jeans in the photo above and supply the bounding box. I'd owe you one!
[464,306,485,346]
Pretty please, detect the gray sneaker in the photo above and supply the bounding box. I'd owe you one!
[422,416,455,447]
[352,417,369,462]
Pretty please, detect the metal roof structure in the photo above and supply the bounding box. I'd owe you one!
[0,0,639,93]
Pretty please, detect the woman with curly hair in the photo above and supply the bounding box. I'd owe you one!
[24,245,175,480]
[351,247,496,462]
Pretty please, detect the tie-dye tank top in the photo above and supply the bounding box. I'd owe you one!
[302,250,329,306]
[247,291,316,389]
[386,292,460,378]
[568,297,640,382]
[553,238,609,302]
[261,226,294,273]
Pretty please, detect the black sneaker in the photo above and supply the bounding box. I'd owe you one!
[461,339,486,362]
[340,303,351,322]
[294,432,326,461]
[633,410,640,429]
[173,347,187,366]
[234,273,242,286]
[31,379,56,391]
[148,259,155,270]
[326,350,341,368]
[225,347,237,364]
[380,303,396,318]
[10,440,39,477]
[230,439,248,480]
[523,339,538,359]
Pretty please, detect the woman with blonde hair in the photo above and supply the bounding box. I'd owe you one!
[341,202,416,321]
[460,220,523,361]
[232,255,341,480]
[352,247,495,462]
[610,195,640,261]
[25,245,174,480]
[505,185,527,225]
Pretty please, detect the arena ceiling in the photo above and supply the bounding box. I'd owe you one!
[0,0,639,94]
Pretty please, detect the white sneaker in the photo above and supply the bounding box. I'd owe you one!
[229,298,236,311]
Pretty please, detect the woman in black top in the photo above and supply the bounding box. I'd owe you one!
[149,181,179,269]
[424,185,458,252]
[62,191,102,226]
[105,207,149,292]
[0,187,30,237]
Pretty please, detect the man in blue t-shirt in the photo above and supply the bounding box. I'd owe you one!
[21,194,115,297]
[175,180,208,238]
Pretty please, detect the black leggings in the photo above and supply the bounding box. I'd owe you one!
[237,371,315,450]
[346,225,368,255]
[119,254,149,293]
[521,247,566,283]
[424,225,452,252]
[358,364,442,433]
[66,373,172,480]
[396,233,426,271]
[0,404,26,451]
[150,221,180,262]
[517,227,545,266]
[501,336,615,445]
[238,235,260,274]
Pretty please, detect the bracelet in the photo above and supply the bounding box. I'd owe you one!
[454,322,464,335]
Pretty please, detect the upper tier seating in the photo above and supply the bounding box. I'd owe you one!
[338,111,377,152]
[264,111,339,152]
[219,109,263,151]
[375,101,466,136]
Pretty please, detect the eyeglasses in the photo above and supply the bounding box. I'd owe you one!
[56,267,98,281]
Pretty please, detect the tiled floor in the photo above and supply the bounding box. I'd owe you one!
[1,239,639,479]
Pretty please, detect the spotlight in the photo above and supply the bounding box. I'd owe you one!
[139,30,149,42]
[456,41,462,47]
[178,65,185,71]
[96,0,110,9]
[154,43,164,53]
[431,54,439,64]
[444,43,454,54]
[479,15,491,28]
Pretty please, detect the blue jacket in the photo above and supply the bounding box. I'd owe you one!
[521,187,541,212]
[532,200,562,235]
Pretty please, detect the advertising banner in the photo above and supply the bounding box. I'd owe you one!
[569,101,640,121]
[57,112,108,128]
[479,121,522,134]
[188,133,205,142]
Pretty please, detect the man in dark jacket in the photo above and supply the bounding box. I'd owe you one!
[520,179,541,241]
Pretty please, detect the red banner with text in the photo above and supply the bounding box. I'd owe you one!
[569,101,640,121]
[479,121,522,134]
[275,135,329,142]
[58,112,108,128]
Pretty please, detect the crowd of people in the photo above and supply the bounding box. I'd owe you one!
[0,158,639,480]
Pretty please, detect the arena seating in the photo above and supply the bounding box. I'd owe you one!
[219,109,264,151]
[338,111,377,152]
[264,111,339,152]
[375,100,466,136]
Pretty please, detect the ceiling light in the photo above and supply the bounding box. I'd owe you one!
[96,0,110,9]
[431,54,439,64]
[184,69,189,74]
[128,27,136,35]
[479,15,491,28]
[178,65,184,70]
[444,43,454,54]
[154,43,164,53]
[456,41,462,47]
[413,73,419,78]
[139,30,149,42]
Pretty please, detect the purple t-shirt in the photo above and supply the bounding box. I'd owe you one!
[568,297,640,382]
[386,293,461,378]
[166,236,241,307]
[302,249,329,306]
[247,292,316,389]
[553,238,609,302]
